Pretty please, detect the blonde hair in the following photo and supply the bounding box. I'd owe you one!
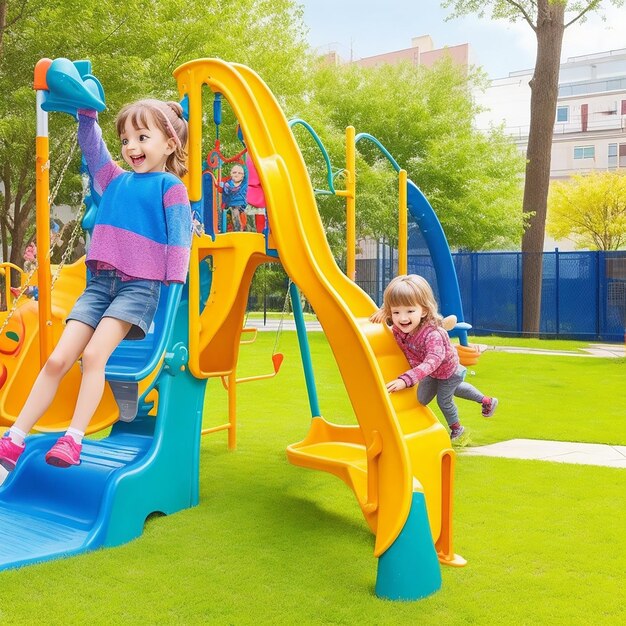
[116,99,188,178]
[382,274,442,326]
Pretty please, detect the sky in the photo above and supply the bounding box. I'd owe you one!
[298,1,626,79]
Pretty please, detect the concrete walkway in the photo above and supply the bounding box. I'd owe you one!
[483,343,625,358]
[461,439,626,468]
[247,319,625,358]
[246,318,323,331]
[245,319,625,468]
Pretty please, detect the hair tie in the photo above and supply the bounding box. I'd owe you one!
[161,114,182,148]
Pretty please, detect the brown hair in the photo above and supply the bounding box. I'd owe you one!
[116,99,188,178]
[382,274,443,327]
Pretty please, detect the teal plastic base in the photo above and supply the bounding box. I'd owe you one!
[0,367,205,570]
[375,491,442,601]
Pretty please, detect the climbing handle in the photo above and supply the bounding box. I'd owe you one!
[39,58,106,119]
[362,431,383,514]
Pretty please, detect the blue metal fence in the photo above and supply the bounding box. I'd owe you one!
[356,247,626,342]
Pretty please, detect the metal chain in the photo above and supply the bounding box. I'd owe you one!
[1,131,83,337]
[49,132,78,207]
[272,279,293,356]
[51,172,88,289]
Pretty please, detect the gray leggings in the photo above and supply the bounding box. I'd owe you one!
[417,366,484,427]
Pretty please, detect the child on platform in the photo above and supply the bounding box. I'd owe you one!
[0,98,192,470]
[220,164,247,232]
[370,274,497,441]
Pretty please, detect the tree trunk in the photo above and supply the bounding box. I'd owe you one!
[1,170,8,263]
[521,1,565,334]
[9,215,27,266]
[0,1,7,60]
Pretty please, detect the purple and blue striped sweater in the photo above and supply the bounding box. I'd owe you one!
[78,110,192,284]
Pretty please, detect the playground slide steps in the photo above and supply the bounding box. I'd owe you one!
[287,318,451,543]
[0,429,152,571]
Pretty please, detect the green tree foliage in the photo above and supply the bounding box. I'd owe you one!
[2,0,526,302]
[0,0,308,271]
[443,0,625,332]
[299,59,525,252]
[547,171,626,250]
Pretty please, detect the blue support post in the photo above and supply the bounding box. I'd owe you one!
[289,282,320,418]
[375,490,442,601]
[555,248,560,335]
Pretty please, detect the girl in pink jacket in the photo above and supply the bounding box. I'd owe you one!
[371,274,497,441]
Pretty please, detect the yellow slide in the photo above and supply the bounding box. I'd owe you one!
[0,259,124,432]
[188,232,273,379]
[175,59,464,571]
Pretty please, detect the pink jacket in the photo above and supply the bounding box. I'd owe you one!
[245,155,266,208]
[392,322,459,387]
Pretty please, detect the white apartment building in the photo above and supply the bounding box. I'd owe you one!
[476,48,626,180]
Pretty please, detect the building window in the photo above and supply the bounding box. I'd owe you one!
[574,146,595,160]
[622,100,626,115]
[611,143,626,168]
[556,106,569,122]
[608,143,618,169]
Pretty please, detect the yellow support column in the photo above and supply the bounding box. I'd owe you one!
[227,374,237,450]
[398,169,407,276]
[34,60,54,366]
[345,126,356,281]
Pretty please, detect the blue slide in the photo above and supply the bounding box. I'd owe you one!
[406,179,470,346]
[0,284,207,571]
[0,58,208,572]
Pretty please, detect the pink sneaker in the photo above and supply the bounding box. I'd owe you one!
[45,435,82,468]
[481,397,499,418]
[0,434,25,472]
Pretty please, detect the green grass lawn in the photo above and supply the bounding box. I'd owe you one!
[0,332,624,624]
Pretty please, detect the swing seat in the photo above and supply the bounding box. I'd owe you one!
[240,327,258,344]
[272,352,284,373]
[233,352,283,385]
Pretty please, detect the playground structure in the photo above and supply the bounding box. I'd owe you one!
[0,57,469,601]
[288,118,481,365]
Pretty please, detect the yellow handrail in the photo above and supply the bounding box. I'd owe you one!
[398,169,408,276]
[360,430,383,514]
[345,126,356,281]
[202,371,237,449]
[239,327,258,344]
[0,263,25,311]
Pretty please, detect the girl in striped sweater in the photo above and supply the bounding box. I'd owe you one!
[0,99,192,470]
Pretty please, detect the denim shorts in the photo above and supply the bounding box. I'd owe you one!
[67,271,161,340]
